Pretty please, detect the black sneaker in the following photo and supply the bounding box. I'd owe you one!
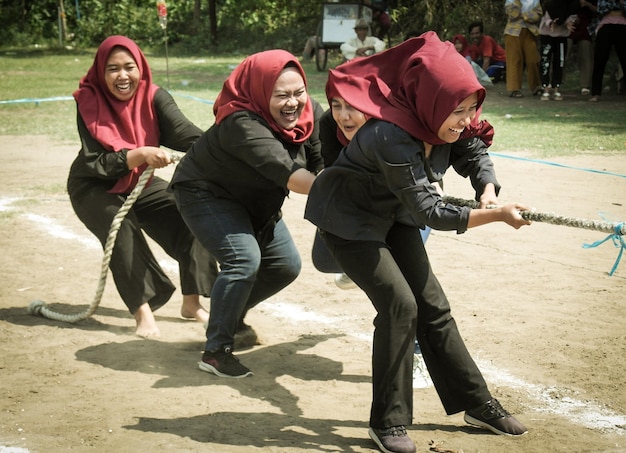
[198,350,253,378]
[464,398,528,436]
[368,426,416,453]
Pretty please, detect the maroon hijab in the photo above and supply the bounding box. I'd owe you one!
[452,33,470,58]
[326,32,492,146]
[325,84,370,147]
[73,35,159,194]
[214,49,314,144]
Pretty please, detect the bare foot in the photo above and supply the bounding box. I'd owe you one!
[180,294,209,324]
[134,303,160,338]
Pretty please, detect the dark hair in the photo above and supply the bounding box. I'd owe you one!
[468,21,483,34]
[543,0,580,23]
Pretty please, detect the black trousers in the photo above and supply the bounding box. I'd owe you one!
[68,176,217,314]
[591,23,626,96]
[321,223,491,428]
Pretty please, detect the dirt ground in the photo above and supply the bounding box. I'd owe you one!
[1,134,625,453]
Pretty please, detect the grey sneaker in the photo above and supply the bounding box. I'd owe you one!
[199,350,253,378]
[464,398,527,436]
[368,426,416,453]
[334,273,357,290]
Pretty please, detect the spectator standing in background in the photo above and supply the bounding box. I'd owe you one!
[567,0,597,95]
[538,0,579,100]
[589,0,626,102]
[504,0,543,97]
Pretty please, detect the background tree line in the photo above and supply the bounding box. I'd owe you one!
[1,0,507,55]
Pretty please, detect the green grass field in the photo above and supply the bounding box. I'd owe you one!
[1,47,625,158]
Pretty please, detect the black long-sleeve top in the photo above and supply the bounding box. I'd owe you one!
[67,88,202,194]
[305,118,500,242]
[170,99,323,233]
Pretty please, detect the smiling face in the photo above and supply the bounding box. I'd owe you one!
[104,47,140,101]
[355,27,369,41]
[469,26,482,45]
[437,92,478,143]
[269,67,308,130]
[330,97,367,141]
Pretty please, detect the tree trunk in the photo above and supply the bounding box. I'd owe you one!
[208,0,217,45]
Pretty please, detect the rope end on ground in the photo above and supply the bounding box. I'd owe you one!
[28,300,46,315]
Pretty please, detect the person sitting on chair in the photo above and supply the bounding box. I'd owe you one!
[340,18,386,61]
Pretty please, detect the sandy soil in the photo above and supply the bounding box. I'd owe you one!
[1,134,625,453]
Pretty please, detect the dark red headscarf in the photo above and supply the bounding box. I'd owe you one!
[325,84,370,147]
[213,49,314,144]
[326,31,493,146]
[452,33,470,58]
[73,35,159,194]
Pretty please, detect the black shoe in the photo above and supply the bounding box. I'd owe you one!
[234,322,261,350]
[368,426,416,453]
[198,350,253,378]
[464,398,528,436]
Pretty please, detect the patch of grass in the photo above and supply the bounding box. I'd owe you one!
[2,48,626,158]
[29,183,68,195]
[12,198,42,207]
[483,97,626,156]
[0,211,17,221]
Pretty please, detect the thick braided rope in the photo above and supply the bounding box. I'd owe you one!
[442,195,626,235]
[443,195,626,276]
[28,151,186,322]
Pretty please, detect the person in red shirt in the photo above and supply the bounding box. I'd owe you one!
[468,21,507,82]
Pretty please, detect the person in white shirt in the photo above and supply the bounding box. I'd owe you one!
[340,18,386,61]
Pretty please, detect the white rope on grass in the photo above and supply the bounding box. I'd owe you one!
[28,151,186,323]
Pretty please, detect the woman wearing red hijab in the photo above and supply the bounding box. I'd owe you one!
[305,32,531,453]
[452,33,471,58]
[67,36,217,338]
[170,50,323,378]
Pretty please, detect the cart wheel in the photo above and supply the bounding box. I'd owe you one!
[315,44,328,72]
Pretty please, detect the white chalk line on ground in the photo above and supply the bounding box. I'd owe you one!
[262,300,626,436]
[5,198,626,439]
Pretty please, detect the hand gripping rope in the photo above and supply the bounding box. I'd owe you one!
[28,150,187,322]
[443,196,626,276]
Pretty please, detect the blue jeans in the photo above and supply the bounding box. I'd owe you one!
[173,185,301,352]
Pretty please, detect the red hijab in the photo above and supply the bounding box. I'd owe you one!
[214,50,314,144]
[73,35,159,194]
[452,34,470,57]
[325,84,370,147]
[326,32,492,146]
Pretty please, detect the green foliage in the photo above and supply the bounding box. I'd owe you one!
[0,0,509,55]
[0,0,60,46]
[391,0,506,41]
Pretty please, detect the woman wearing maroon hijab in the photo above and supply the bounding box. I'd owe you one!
[67,35,217,338]
[305,32,532,453]
[170,49,322,378]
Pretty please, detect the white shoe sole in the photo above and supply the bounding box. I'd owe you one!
[198,361,253,378]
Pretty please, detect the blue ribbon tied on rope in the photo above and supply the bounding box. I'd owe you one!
[582,222,625,276]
